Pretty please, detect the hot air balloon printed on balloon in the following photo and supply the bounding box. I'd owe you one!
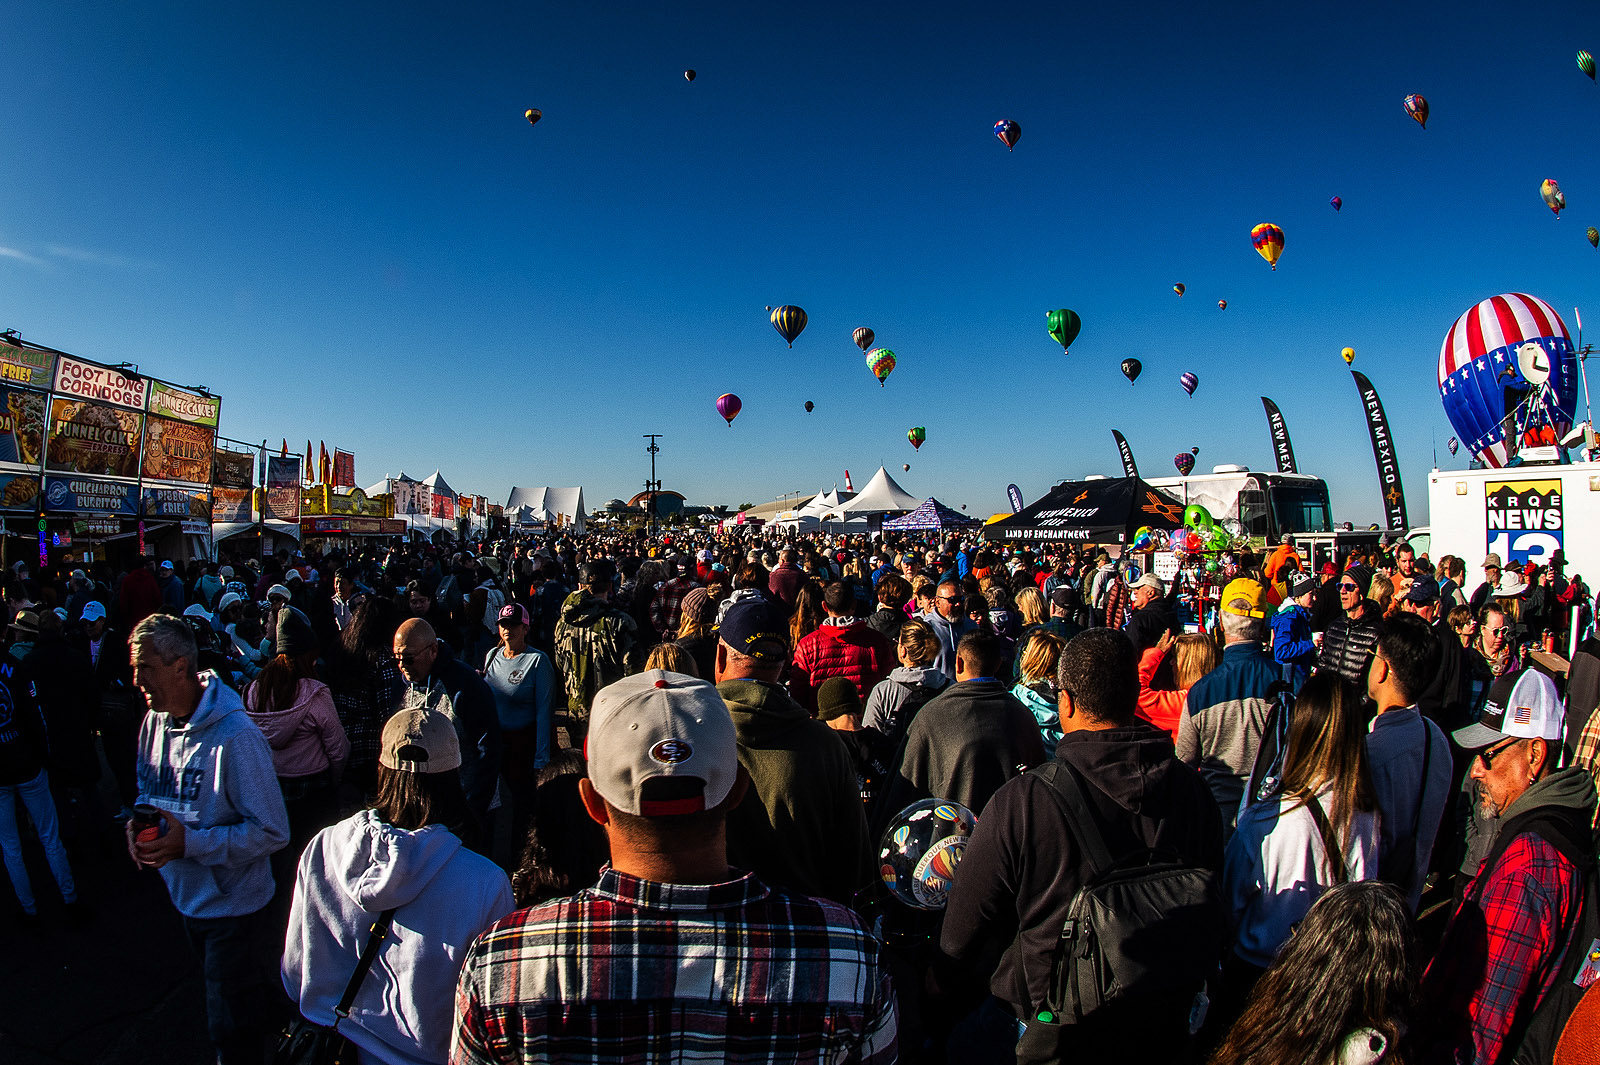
[1341,347,1355,366]
[1438,293,1578,468]
[770,306,807,347]
[1217,299,1227,310]
[907,426,925,451]
[804,401,814,413]
[866,348,896,386]
[1179,371,1199,396]
[993,119,1020,150]
[1046,309,1081,353]
[1588,227,1598,249]
[853,327,874,352]
[1330,196,1342,212]
[1174,452,1196,476]
[715,393,741,426]
[684,69,696,82]
[1447,436,1459,456]
[524,108,542,126]
[1541,179,1566,217]
[1404,94,1429,128]
[1120,358,1142,384]
[1173,283,1185,297]
[1251,224,1285,270]
[1580,50,1596,79]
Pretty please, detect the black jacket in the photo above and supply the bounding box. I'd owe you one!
[865,607,905,644]
[942,723,1223,1019]
[1417,616,1468,732]
[0,650,47,786]
[24,631,101,788]
[1318,600,1384,685]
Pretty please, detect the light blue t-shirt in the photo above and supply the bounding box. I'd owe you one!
[482,647,555,768]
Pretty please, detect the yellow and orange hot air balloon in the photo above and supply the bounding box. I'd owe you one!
[1250,223,1284,270]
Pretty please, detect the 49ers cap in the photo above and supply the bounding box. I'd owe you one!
[586,670,737,817]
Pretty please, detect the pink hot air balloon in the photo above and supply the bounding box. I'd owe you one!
[715,393,741,426]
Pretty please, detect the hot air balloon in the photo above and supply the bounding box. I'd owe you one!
[1404,94,1429,128]
[866,348,896,386]
[1580,50,1596,79]
[1541,179,1566,217]
[1046,309,1081,353]
[715,393,741,426]
[903,464,910,472]
[1341,347,1355,365]
[1438,293,1578,468]
[1330,196,1343,212]
[770,305,807,347]
[684,69,696,82]
[1120,358,1142,384]
[1588,227,1598,249]
[853,327,874,352]
[524,108,541,126]
[993,119,1020,150]
[1191,447,1200,455]
[1251,223,1285,270]
[1173,283,1185,297]
[907,426,926,451]
[804,401,814,413]
[1217,299,1227,310]
[1447,436,1459,455]
[1174,453,1195,476]
[1179,371,1199,396]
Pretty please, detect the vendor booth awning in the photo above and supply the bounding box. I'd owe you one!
[882,498,981,532]
[983,477,1186,544]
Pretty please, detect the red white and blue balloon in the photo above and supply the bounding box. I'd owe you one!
[1437,293,1577,468]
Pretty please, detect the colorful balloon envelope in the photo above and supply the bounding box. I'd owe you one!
[770,305,807,347]
[1341,347,1355,365]
[1173,283,1185,297]
[993,119,1020,150]
[853,326,875,352]
[1541,179,1566,217]
[1217,299,1227,310]
[1404,94,1428,128]
[1046,309,1081,353]
[1580,50,1596,79]
[804,400,814,413]
[1179,371,1199,396]
[866,348,896,386]
[1250,223,1285,270]
[1588,227,1599,249]
[1330,196,1342,212]
[1120,358,1142,384]
[1438,293,1577,468]
[684,69,696,82]
[715,393,741,426]
[1173,452,1195,476]
[524,108,541,125]
[907,426,926,450]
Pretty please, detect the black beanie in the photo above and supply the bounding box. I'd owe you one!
[276,606,318,657]
[815,677,862,722]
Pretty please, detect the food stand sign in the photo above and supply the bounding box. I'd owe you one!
[0,386,47,466]
[147,382,220,427]
[45,399,143,478]
[141,415,216,484]
[43,476,139,515]
[141,485,211,520]
[53,357,148,410]
[0,339,56,389]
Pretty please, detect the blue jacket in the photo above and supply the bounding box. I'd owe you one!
[1177,643,1281,834]
[1270,603,1317,690]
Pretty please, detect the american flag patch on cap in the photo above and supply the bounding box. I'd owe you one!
[1513,705,1534,724]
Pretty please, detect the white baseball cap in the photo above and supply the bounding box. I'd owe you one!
[1453,668,1565,749]
[379,705,462,774]
[586,670,737,817]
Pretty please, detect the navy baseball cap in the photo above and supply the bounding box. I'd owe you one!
[718,598,788,661]
[1404,575,1441,603]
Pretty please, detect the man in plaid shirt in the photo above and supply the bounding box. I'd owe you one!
[1420,669,1598,1064]
[451,669,898,1064]
[648,557,702,640]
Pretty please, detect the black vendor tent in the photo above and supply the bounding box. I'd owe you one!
[983,477,1186,545]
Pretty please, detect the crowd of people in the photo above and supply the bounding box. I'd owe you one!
[1,529,1599,1064]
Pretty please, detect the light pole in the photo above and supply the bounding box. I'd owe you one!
[643,434,662,537]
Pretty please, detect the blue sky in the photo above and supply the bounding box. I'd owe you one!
[3,1,1599,522]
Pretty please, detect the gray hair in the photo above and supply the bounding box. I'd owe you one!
[1219,607,1268,644]
[130,612,198,668]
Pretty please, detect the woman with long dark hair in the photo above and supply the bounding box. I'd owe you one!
[322,596,406,797]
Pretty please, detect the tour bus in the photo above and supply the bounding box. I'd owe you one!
[1143,465,1334,545]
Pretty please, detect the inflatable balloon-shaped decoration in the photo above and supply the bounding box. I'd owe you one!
[907,426,926,451]
[1183,503,1214,528]
[715,392,741,426]
[524,108,542,126]
[1221,518,1248,542]
[1173,283,1185,297]
[993,119,1020,151]
[770,305,807,347]
[1438,292,1577,468]
[1446,436,1459,456]
[1131,525,1154,550]
[1207,526,1232,552]
[1541,179,1566,218]
[684,69,696,82]
[1251,223,1285,270]
[1588,227,1599,249]
[1217,299,1227,310]
[1120,358,1142,384]
[1168,529,1188,552]
[1330,196,1342,212]
[866,348,896,386]
[1179,371,1199,396]
[1404,93,1429,129]
[804,400,814,413]
[1341,347,1355,365]
[853,326,875,352]
[1184,530,1205,554]
[1047,309,1081,353]
[1174,452,1195,476]
[877,798,977,910]
[1580,50,1596,80]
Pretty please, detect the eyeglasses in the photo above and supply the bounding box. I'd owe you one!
[1339,582,1359,591]
[1486,625,1510,637]
[1478,737,1521,769]
[396,648,432,667]
[938,595,962,603]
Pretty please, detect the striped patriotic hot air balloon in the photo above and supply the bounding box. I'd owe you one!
[1437,293,1577,468]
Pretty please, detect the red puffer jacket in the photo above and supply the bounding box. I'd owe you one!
[789,620,896,712]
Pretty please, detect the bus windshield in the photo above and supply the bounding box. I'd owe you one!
[1271,484,1333,534]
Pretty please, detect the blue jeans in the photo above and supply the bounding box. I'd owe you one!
[0,768,77,913]
[183,909,275,1065]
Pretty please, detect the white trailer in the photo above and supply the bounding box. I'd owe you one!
[1427,455,1599,585]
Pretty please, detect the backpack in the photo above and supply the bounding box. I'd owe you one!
[1013,761,1226,1064]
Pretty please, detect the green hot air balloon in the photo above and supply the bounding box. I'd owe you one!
[1588,227,1598,249]
[1580,50,1596,80]
[866,348,896,386]
[770,305,807,347]
[1046,309,1081,353]
[907,426,926,451]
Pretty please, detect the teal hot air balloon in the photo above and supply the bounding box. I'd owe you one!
[1580,50,1596,80]
[770,305,807,347]
[1046,309,1081,353]
[866,348,896,386]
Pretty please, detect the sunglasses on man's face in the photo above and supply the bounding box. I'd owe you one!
[1478,737,1520,769]
[1339,582,1359,591]
[1486,625,1510,637]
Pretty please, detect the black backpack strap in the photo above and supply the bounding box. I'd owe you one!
[1302,794,1349,885]
[1035,760,1115,875]
[333,908,398,1026]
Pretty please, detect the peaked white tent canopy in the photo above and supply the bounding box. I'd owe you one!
[506,486,587,535]
[823,466,921,518]
[420,470,456,499]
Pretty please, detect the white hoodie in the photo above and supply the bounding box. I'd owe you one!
[283,809,514,1065]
